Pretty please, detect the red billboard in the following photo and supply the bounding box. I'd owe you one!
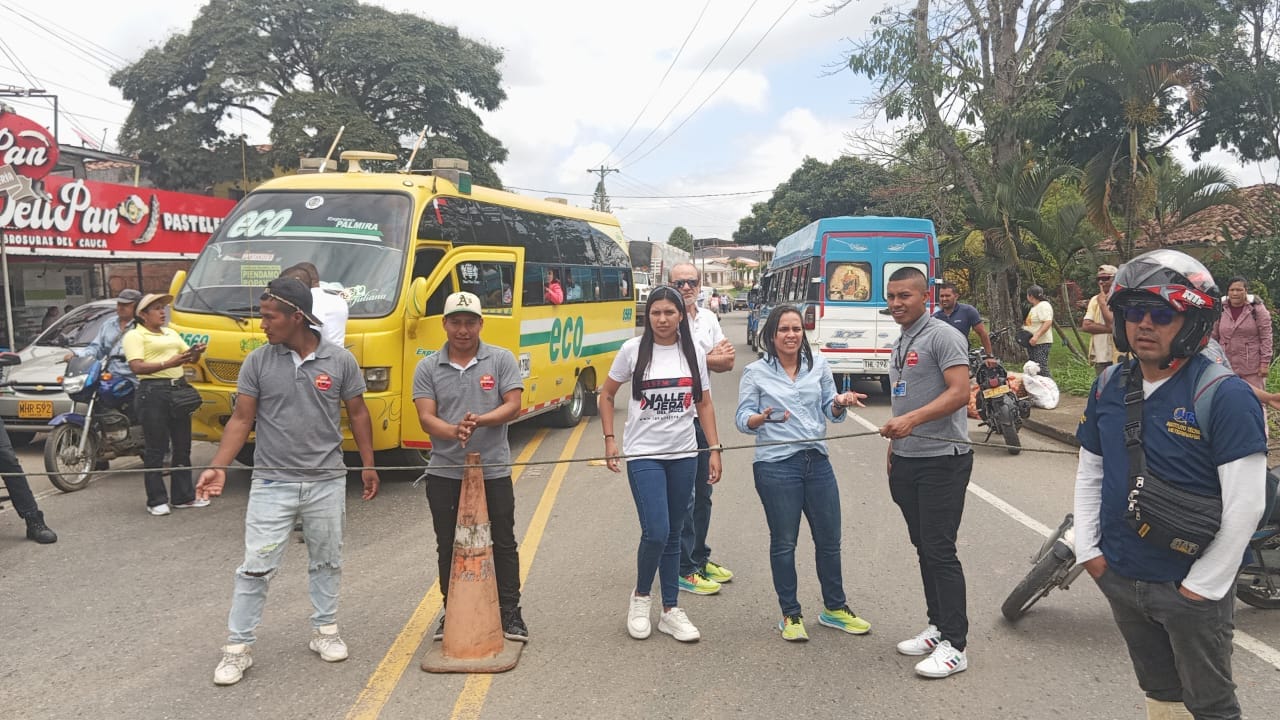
[0,174,236,259]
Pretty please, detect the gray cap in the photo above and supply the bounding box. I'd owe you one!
[115,289,143,304]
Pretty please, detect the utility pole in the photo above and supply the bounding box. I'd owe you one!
[586,165,618,212]
[0,86,58,141]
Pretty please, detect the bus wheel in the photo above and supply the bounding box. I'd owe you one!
[551,376,586,427]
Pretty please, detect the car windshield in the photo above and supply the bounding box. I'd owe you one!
[175,191,412,318]
[34,305,114,348]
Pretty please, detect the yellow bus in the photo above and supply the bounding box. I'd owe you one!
[167,152,635,462]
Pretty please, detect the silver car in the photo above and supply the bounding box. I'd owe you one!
[0,300,117,445]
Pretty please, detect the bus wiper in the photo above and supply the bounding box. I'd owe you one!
[183,285,252,326]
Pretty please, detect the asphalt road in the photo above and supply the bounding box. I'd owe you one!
[2,312,1278,719]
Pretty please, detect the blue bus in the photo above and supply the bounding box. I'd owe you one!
[750,216,938,394]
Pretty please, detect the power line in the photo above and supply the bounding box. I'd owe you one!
[506,185,772,199]
[622,0,800,169]
[612,0,760,166]
[0,64,132,108]
[597,0,711,166]
[0,3,125,72]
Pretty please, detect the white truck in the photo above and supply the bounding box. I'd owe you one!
[628,240,692,326]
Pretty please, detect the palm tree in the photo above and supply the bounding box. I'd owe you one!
[1073,21,1209,260]
[1142,156,1239,246]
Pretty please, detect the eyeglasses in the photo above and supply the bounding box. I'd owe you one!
[1097,276,1113,282]
[1121,305,1177,325]
[671,279,699,289]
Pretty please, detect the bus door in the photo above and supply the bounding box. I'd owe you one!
[815,238,883,383]
[402,247,522,450]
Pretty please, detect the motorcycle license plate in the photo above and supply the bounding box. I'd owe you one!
[982,385,1011,399]
[18,400,53,419]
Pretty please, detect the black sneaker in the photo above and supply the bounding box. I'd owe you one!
[433,616,445,641]
[25,514,57,544]
[502,607,529,643]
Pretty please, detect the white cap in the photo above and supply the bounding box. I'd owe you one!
[443,291,482,317]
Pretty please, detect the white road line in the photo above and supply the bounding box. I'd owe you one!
[847,409,1280,673]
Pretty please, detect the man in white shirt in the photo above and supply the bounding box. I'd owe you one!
[285,263,348,347]
[668,262,736,596]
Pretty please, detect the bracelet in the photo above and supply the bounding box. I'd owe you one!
[708,445,723,452]
[603,434,615,439]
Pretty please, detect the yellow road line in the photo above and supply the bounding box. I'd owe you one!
[345,427,549,720]
[449,420,588,720]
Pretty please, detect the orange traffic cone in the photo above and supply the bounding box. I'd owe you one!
[421,452,523,673]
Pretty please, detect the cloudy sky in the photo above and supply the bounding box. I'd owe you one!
[1,0,1274,244]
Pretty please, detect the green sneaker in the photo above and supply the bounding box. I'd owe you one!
[818,606,871,635]
[677,571,721,595]
[702,560,734,584]
[778,614,809,642]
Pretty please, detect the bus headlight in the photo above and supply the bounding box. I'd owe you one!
[363,367,390,392]
[184,365,205,383]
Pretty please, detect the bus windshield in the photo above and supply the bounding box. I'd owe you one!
[175,191,412,318]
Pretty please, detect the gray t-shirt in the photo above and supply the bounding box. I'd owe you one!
[888,314,971,457]
[412,341,523,479]
[237,339,366,482]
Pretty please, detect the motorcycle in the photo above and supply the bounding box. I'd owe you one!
[1003,476,1280,621]
[43,355,145,492]
[969,329,1031,455]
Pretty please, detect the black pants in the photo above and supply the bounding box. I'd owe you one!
[1027,343,1052,377]
[0,416,39,520]
[425,474,521,611]
[137,381,194,507]
[888,451,973,650]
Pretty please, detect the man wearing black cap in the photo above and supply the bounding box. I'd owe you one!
[65,288,143,390]
[196,276,380,686]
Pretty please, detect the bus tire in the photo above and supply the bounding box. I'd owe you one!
[551,376,587,427]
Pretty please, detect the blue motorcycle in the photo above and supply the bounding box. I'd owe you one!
[43,355,144,492]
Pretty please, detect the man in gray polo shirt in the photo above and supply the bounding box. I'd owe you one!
[878,266,974,680]
[196,277,380,686]
[413,291,526,642]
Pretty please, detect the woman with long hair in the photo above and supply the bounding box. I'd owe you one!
[736,305,871,641]
[599,286,722,643]
[1212,275,1273,389]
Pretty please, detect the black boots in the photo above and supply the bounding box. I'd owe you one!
[24,511,57,544]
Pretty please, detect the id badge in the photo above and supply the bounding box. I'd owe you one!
[893,381,907,397]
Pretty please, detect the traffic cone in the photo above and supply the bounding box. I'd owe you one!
[421,452,523,673]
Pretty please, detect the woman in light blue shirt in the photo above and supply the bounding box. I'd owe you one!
[736,305,870,642]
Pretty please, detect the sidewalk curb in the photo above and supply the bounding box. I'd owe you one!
[1022,417,1080,448]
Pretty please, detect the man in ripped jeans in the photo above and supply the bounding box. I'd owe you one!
[196,277,381,686]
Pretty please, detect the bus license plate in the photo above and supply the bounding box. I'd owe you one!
[18,400,54,419]
[982,385,1011,399]
[865,359,888,371]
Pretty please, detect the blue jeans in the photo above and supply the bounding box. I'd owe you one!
[227,478,346,645]
[628,457,696,609]
[753,449,846,616]
[1094,569,1240,719]
[679,420,713,576]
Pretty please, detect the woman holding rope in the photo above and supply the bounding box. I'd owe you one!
[599,286,722,644]
[736,305,871,641]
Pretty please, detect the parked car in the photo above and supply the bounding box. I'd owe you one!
[0,300,117,446]
[733,292,750,311]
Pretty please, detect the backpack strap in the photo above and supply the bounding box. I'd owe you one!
[1191,360,1234,445]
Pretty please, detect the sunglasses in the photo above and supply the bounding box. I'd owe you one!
[671,279,699,289]
[1121,305,1177,325]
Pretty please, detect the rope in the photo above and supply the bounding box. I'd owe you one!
[6,427,1079,481]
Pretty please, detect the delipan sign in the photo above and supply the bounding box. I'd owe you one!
[0,174,236,259]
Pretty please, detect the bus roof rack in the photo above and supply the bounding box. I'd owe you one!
[340,150,398,173]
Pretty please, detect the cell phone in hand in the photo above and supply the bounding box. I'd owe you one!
[763,409,788,423]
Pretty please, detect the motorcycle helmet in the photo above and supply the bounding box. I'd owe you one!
[1107,249,1220,360]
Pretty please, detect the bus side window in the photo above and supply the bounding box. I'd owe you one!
[566,266,594,302]
[471,202,510,246]
[505,208,561,264]
[599,268,624,300]
[524,263,546,306]
[458,261,515,312]
[426,275,455,316]
[418,197,476,244]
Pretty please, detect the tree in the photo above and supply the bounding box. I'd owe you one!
[110,0,508,192]
[1142,156,1239,246]
[668,226,694,253]
[732,155,891,244]
[1190,0,1280,165]
[840,0,1083,338]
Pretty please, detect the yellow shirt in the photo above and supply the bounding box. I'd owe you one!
[123,325,188,380]
[1022,300,1054,345]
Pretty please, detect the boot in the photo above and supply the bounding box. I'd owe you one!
[1145,697,1194,720]
[24,511,57,544]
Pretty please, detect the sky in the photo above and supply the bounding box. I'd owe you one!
[1,0,1275,245]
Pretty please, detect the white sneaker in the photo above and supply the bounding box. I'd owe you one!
[146,503,171,516]
[309,624,348,662]
[657,607,700,642]
[627,593,652,639]
[213,643,252,685]
[896,624,941,656]
[914,640,967,678]
[173,498,211,509]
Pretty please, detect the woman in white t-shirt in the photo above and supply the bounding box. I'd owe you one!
[1022,285,1054,377]
[600,286,722,644]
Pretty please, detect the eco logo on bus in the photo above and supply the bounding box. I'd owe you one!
[548,316,584,361]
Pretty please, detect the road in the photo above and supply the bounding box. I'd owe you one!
[2,312,1278,719]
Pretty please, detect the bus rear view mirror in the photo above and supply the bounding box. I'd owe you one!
[407,276,429,320]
